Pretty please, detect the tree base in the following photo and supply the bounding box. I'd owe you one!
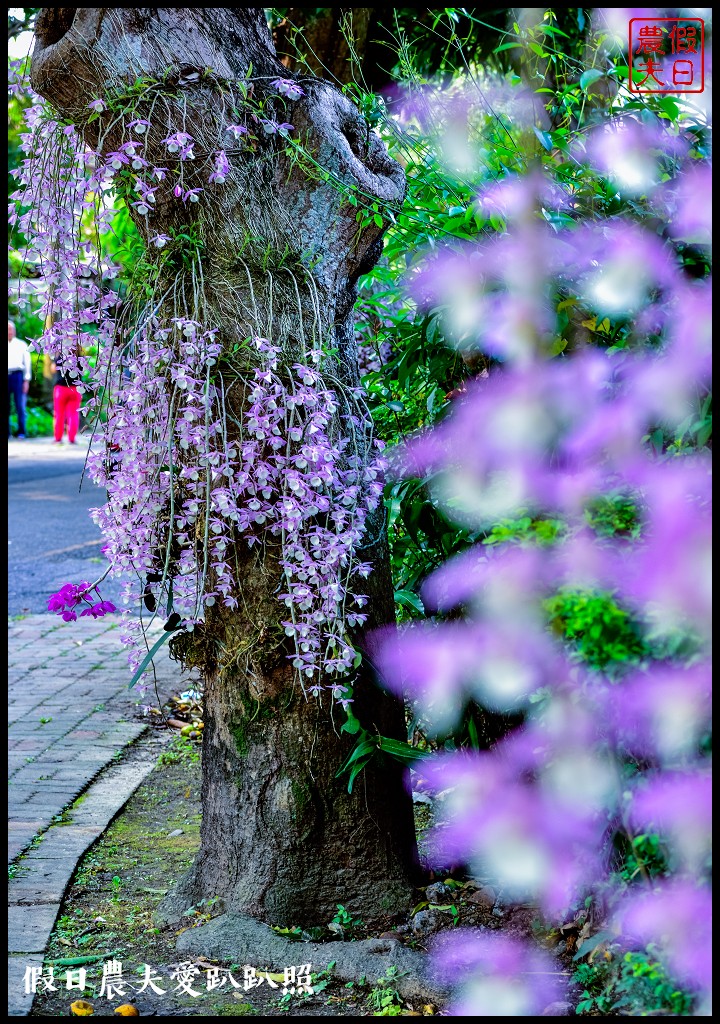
[172,911,450,1005]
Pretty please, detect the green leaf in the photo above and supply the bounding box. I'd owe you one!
[579,69,605,92]
[377,736,431,762]
[336,737,377,784]
[340,706,363,736]
[45,952,121,967]
[346,755,374,794]
[533,127,553,151]
[394,589,424,614]
[127,630,174,689]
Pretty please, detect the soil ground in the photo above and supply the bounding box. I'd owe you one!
[28,733,571,1017]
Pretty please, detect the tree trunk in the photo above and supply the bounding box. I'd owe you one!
[32,7,418,927]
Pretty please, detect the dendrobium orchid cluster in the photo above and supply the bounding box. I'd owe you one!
[9,60,378,697]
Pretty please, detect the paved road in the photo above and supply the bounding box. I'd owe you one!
[7,437,193,1015]
[8,437,125,614]
[8,615,181,1016]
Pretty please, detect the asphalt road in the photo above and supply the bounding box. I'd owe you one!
[8,438,126,614]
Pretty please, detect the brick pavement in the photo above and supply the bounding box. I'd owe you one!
[7,613,189,1015]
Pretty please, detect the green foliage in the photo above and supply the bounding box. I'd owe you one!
[544,588,648,669]
[9,403,54,438]
[483,513,566,547]
[310,961,335,995]
[575,947,694,1016]
[368,966,406,1016]
[330,904,364,938]
[616,832,670,884]
[156,735,201,767]
[585,493,642,539]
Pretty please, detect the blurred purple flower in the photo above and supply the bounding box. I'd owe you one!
[477,173,572,221]
[421,752,605,915]
[431,930,562,1016]
[612,457,712,633]
[581,116,687,197]
[630,771,712,869]
[616,882,712,996]
[375,616,564,726]
[604,662,712,761]
[663,165,712,246]
[569,221,678,316]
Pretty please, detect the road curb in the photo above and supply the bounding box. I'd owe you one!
[8,732,172,1016]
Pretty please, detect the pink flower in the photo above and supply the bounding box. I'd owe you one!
[224,124,248,140]
[270,78,305,100]
[127,118,150,135]
[260,119,294,136]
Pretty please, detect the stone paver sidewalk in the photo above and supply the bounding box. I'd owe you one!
[8,613,189,1015]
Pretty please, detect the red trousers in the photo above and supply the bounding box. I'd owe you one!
[53,385,82,442]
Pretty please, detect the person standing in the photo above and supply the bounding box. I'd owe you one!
[8,320,32,439]
[51,356,82,444]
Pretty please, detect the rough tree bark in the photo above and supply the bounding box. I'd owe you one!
[32,8,418,929]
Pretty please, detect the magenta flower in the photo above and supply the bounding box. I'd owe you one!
[88,98,106,113]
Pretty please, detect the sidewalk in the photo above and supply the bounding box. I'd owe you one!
[7,433,92,459]
[8,613,189,1015]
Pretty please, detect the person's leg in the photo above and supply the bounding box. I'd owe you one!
[8,371,24,437]
[16,384,27,437]
[7,373,14,437]
[66,388,82,443]
[53,385,65,442]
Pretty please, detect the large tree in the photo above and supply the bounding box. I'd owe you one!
[31,7,418,929]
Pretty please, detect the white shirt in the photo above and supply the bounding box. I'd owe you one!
[8,337,32,381]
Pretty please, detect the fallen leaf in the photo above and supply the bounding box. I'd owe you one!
[70,1000,94,1016]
